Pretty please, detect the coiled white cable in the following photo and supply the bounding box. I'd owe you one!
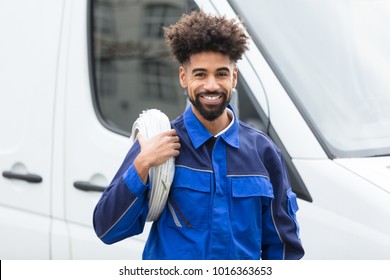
[130,109,175,222]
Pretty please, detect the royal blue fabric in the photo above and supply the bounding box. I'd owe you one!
[93,106,304,259]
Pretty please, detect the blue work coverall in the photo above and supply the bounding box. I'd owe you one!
[93,106,304,259]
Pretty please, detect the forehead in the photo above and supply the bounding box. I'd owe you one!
[186,51,234,70]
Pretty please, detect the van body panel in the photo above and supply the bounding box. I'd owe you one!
[0,0,65,259]
[335,157,390,194]
[294,159,390,259]
[0,208,50,259]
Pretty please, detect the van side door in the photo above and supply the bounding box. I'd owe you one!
[0,0,64,259]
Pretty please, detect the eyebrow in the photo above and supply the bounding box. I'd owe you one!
[191,67,231,74]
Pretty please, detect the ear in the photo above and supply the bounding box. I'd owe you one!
[232,66,238,88]
[179,66,187,88]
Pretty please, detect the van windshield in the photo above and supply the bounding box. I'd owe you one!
[231,0,390,158]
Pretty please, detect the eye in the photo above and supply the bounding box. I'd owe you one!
[217,72,228,77]
[195,72,206,77]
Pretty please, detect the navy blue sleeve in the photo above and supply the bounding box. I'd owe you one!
[261,147,305,260]
[93,141,150,244]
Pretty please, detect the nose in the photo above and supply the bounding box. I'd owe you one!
[203,76,220,92]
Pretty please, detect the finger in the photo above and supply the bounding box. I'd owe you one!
[163,129,177,137]
[172,142,181,150]
[172,149,180,157]
[171,136,180,143]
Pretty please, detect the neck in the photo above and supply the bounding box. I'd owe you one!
[192,107,231,136]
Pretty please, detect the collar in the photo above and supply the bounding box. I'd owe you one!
[183,104,240,149]
[214,108,235,137]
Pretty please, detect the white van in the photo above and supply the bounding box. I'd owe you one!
[1,0,389,259]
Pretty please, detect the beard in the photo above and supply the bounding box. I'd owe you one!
[188,90,231,121]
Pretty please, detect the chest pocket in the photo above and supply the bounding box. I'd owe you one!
[231,176,274,197]
[230,176,274,235]
[166,166,212,229]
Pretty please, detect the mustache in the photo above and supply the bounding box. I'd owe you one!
[195,89,227,96]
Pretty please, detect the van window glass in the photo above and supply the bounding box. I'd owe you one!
[231,0,390,158]
[91,0,197,135]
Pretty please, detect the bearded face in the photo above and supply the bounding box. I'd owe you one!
[179,52,238,123]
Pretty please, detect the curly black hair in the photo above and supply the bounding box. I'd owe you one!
[163,10,249,64]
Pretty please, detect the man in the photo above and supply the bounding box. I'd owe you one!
[93,10,304,260]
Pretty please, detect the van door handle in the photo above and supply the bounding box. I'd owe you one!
[2,171,43,183]
[73,181,106,192]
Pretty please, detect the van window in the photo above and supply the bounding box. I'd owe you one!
[90,0,198,135]
[230,0,390,158]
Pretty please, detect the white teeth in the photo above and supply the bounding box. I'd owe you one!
[204,95,219,100]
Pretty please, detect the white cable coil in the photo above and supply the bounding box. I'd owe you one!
[130,109,175,222]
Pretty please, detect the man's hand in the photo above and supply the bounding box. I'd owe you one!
[134,129,180,184]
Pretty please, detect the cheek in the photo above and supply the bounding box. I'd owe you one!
[186,86,196,100]
[227,90,233,101]
[187,82,201,96]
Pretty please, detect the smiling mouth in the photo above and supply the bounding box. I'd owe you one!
[200,94,222,106]
[202,95,221,101]
[191,91,228,121]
